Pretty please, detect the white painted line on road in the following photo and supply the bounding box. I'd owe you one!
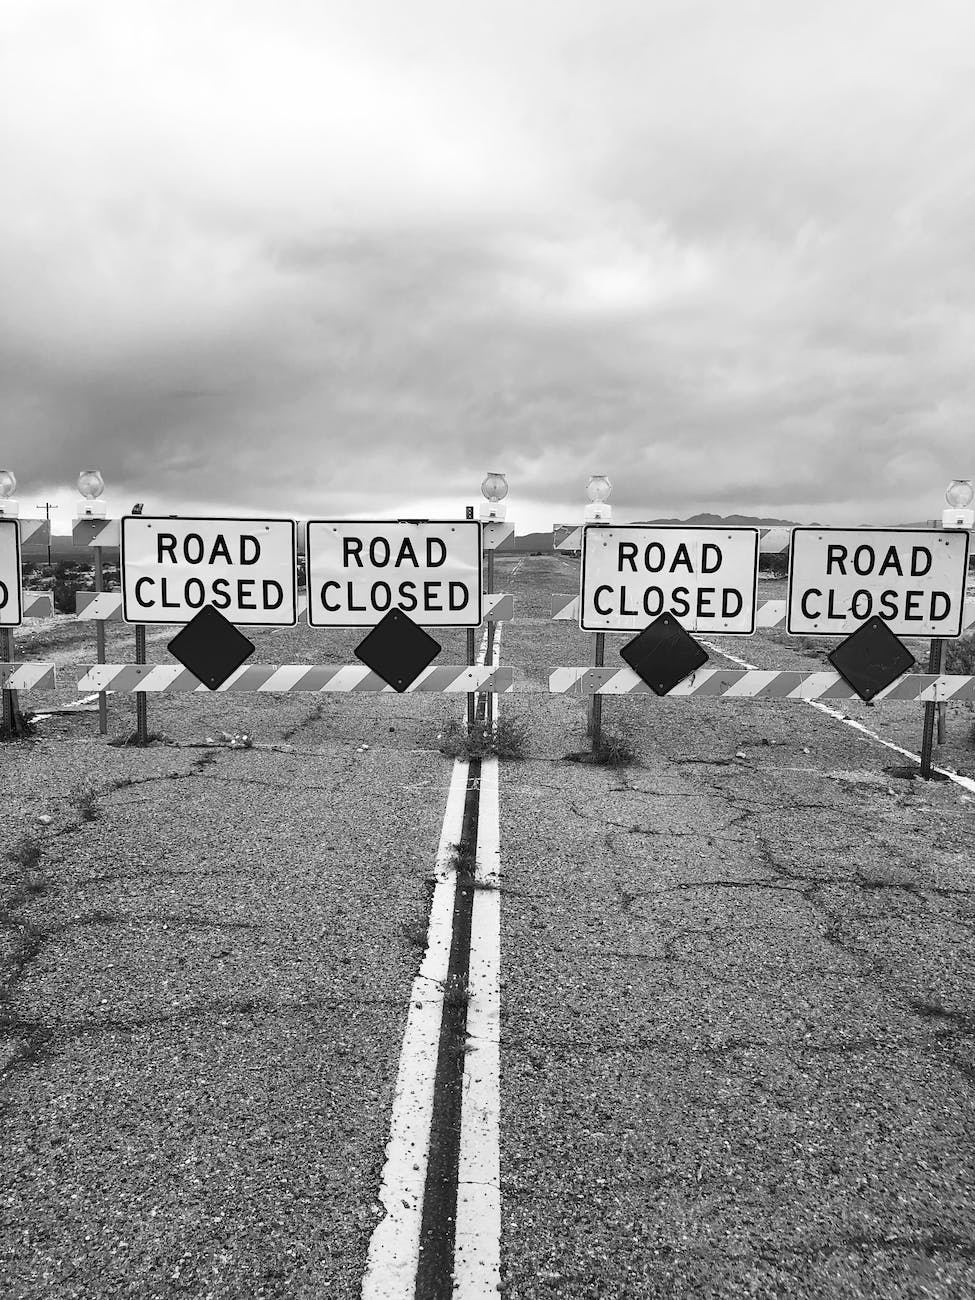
[361,755,469,1300]
[455,622,503,1295]
[699,639,975,795]
[454,745,501,1296]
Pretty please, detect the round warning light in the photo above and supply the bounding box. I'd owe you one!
[586,475,612,503]
[78,470,105,500]
[481,472,508,503]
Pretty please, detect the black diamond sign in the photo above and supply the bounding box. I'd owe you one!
[620,612,709,696]
[354,608,442,692]
[167,604,256,690]
[827,616,915,702]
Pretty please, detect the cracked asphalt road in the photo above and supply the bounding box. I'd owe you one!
[3,556,974,1298]
[499,555,975,1299]
[0,656,461,1299]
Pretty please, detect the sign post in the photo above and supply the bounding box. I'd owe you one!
[465,506,476,732]
[0,520,25,739]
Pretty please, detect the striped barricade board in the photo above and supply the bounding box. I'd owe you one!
[482,522,515,552]
[548,666,975,702]
[75,590,515,624]
[0,662,57,690]
[77,664,516,693]
[23,592,54,618]
[16,520,51,549]
[73,518,121,549]
[481,592,513,622]
[554,526,582,552]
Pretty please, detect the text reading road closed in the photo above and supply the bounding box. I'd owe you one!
[306,521,482,626]
[580,526,759,633]
[121,517,298,625]
[787,528,970,636]
[0,520,23,626]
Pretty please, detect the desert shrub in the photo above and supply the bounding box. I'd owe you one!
[945,634,975,675]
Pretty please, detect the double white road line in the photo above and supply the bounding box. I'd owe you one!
[362,626,503,1299]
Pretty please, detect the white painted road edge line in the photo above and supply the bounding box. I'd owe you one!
[699,638,975,796]
[360,755,469,1300]
[454,628,503,1297]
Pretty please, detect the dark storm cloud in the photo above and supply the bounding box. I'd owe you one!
[1,0,973,527]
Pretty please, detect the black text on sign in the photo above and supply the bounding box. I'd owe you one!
[305,521,482,627]
[787,528,970,637]
[121,518,298,626]
[580,526,759,633]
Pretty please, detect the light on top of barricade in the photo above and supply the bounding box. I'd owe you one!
[0,469,18,517]
[586,475,612,503]
[584,474,612,523]
[946,479,974,509]
[76,469,106,519]
[481,472,508,503]
[78,470,105,500]
[480,471,508,521]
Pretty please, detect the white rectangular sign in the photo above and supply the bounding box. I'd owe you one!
[121,517,298,625]
[787,527,970,636]
[306,520,482,627]
[0,519,22,626]
[580,525,759,633]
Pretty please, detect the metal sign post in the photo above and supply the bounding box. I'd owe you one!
[0,521,25,738]
[135,623,148,745]
[485,543,495,728]
[93,545,108,735]
[919,635,944,779]
[466,506,476,732]
[589,631,605,752]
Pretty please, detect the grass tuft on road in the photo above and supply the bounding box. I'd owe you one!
[437,715,528,761]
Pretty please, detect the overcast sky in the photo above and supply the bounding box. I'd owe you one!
[2,0,973,532]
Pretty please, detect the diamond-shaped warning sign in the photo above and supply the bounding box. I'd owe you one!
[619,613,709,696]
[167,604,256,690]
[827,616,915,702]
[354,608,442,692]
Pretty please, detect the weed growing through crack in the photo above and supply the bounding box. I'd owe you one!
[68,780,101,822]
[109,731,165,748]
[448,839,477,878]
[437,715,528,761]
[7,834,43,875]
[442,973,470,1010]
[591,730,639,767]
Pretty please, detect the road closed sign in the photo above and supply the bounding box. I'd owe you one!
[580,525,759,633]
[788,528,970,636]
[306,520,482,627]
[121,517,298,625]
[0,519,22,626]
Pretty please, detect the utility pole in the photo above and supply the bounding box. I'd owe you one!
[34,502,59,565]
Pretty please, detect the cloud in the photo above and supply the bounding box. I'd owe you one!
[2,0,974,529]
